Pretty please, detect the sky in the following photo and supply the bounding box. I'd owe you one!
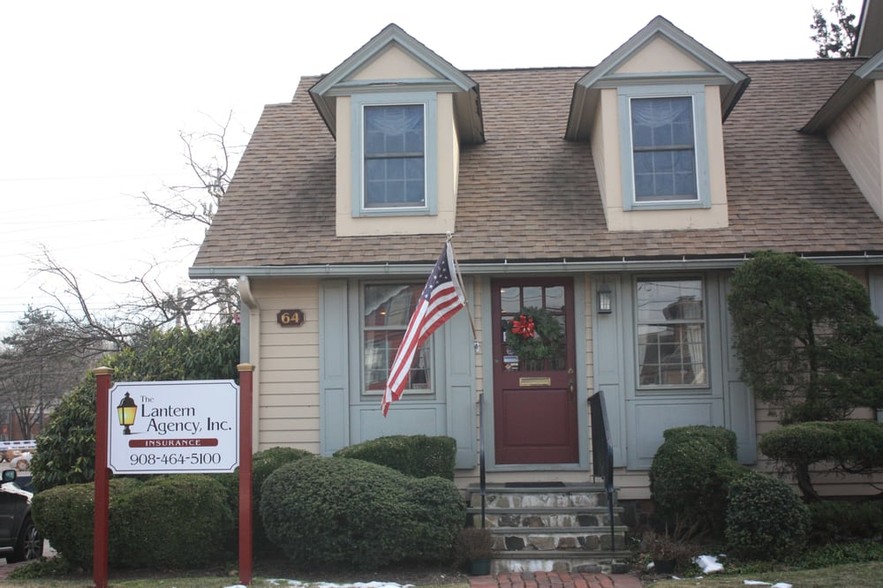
[0,0,864,337]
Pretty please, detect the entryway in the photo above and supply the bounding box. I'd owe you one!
[491,279,578,464]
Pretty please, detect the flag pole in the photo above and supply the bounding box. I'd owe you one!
[446,232,479,352]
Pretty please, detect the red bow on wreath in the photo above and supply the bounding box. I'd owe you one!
[511,314,536,339]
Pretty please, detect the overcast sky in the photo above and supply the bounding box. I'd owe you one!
[0,0,864,336]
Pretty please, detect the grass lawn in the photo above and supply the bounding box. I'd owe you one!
[645,560,883,587]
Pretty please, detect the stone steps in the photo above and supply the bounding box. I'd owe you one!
[466,483,631,574]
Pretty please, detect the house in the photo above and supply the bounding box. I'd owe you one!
[192,8,883,507]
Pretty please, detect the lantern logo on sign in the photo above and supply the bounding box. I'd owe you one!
[117,392,137,435]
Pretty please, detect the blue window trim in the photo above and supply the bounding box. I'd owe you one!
[618,85,711,211]
[351,92,438,217]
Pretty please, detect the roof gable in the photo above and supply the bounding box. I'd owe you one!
[309,23,484,143]
[803,50,883,133]
[565,16,749,140]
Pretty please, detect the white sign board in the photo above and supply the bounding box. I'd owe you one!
[108,380,239,474]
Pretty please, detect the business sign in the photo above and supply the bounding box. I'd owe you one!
[107,380,239,474]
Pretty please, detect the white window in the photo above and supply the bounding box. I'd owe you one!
[619,85,710,210]
[635,278,707,388]
[351,92,437,217]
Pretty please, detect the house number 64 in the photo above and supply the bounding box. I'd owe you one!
[276,309,305,327]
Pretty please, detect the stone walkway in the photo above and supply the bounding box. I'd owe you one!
[469,571,642,588]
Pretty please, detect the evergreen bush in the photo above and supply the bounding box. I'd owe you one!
[760,420,883,500]
[333,435,457,480]
[725,470,810,560]
[32,475,232,570]
[31,325,239,492]
[808,499,883,543]
[213,446,315,553]
[260,457,464,569]
[650,426,739,537]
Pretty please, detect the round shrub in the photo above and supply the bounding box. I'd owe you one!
[260,457,465,569]
[725,470,810,560]
[650,426,739,537]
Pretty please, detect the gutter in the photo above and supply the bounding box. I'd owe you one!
[190,252,883,280]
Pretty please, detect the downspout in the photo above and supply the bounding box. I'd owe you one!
[238,276,261,450]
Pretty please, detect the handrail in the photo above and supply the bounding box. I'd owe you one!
[588,390,616,551]
[478,392,486,528]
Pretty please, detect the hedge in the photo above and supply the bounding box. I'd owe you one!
[32,475,232,569]
[334,435,456,480]
[260,457,465,569]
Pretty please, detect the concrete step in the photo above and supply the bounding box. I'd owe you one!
[489,550,633,574]
[490,526,628,553]
[465,482,629,574]
[468,506,623,529]
[470,483,614,509]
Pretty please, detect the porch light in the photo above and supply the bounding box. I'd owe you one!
[597,285,613,315]
[117,392,137,435]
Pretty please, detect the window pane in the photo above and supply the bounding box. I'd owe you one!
[635,279,707,387]
[631,96,697,201]
[363,284,432,394]
[364,105,425,208]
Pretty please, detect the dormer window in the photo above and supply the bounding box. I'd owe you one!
[351,92,438,216]
[364,104,426,208]
[619,85,711,211]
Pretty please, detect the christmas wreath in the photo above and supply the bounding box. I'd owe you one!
[505,306,564,363]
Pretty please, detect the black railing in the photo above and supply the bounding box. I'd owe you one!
[588,390,616,551]
[478,392,486,528]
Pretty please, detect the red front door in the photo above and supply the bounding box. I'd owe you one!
[492,278,579,464]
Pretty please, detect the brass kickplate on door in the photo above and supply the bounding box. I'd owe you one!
[519,377,551,387]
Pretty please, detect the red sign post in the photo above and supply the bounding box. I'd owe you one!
[237,363,254,585]
[93,367,112,588]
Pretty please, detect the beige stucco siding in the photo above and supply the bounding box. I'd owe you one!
[614,36,709,74]
[250,278,321,452]
[352,45,437,80]
[828,81,883,222]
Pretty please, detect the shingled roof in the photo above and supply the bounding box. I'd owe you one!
[192,57,883,274]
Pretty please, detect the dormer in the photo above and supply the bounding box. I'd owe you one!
[310,24,483,237]
[566,16,749,232]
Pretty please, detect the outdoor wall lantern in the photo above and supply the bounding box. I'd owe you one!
[597,284,613,315]
[117,392,137,435]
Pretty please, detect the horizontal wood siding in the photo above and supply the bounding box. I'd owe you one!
[252,278,320,453]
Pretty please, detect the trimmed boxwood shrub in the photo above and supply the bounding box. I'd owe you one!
[334,435,456,480]
[260,457,464,569]
[808,499,883,543]
[760,420,883,500]
[32,478,140,568]
[32,475,232,570]
[213,446,315,554]
[650,426,739,537]
[725,469,810,560]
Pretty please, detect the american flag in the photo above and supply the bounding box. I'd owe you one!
[382,242,465,416]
